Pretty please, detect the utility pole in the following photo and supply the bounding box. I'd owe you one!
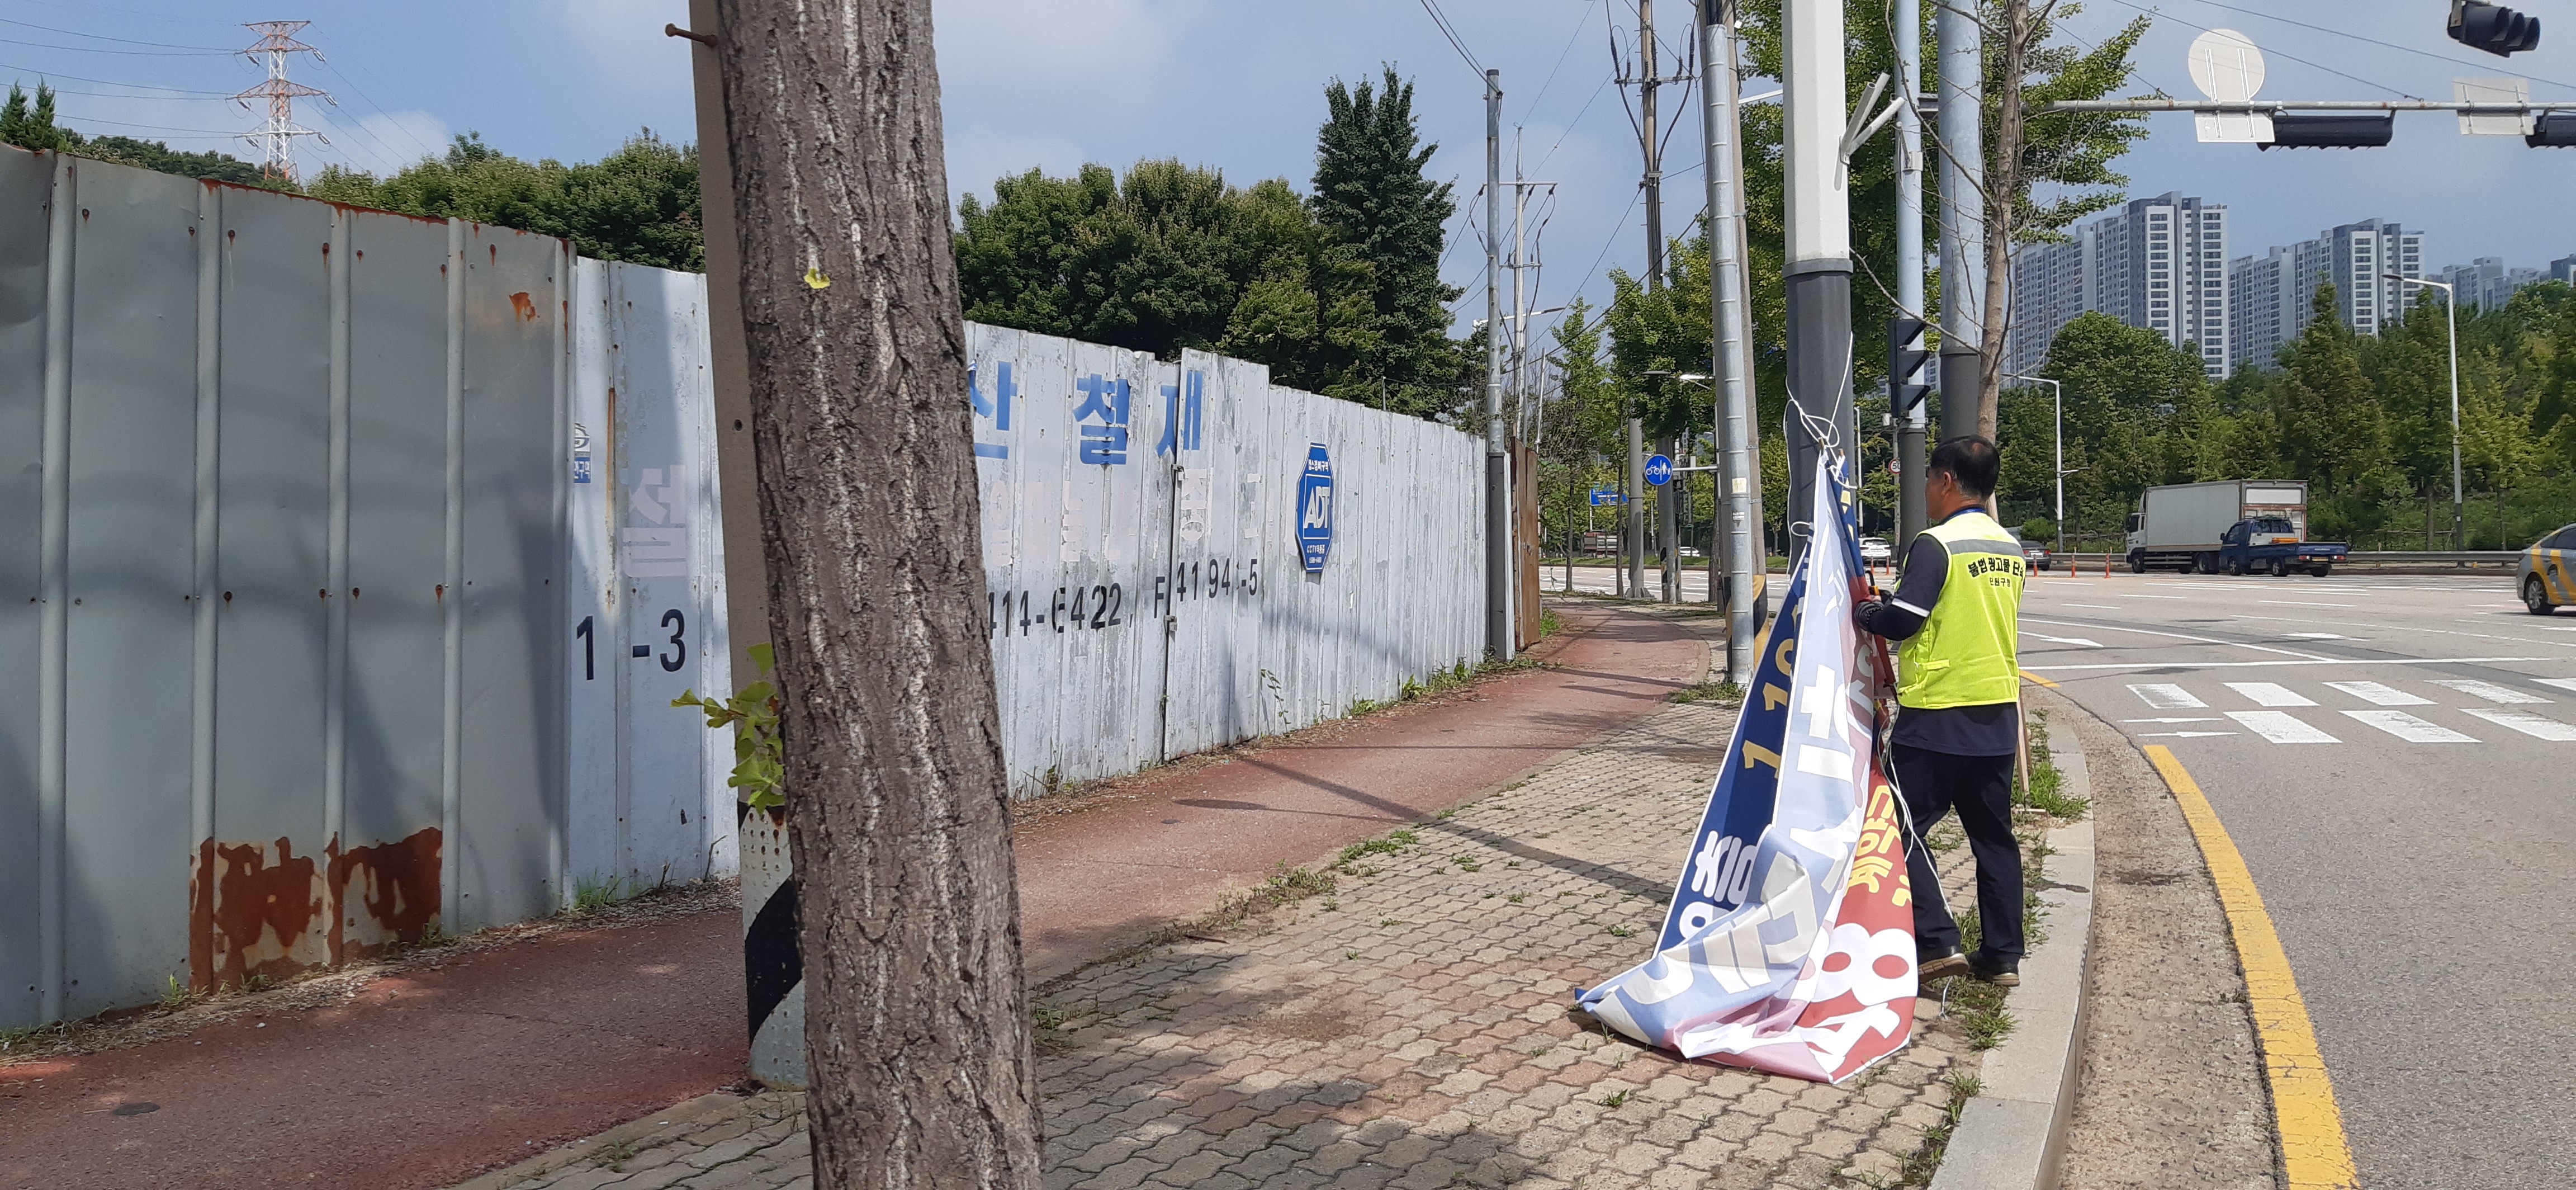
[1783,0,1855,566]
[1485,69,1514,660]
[1935,0,1985,445]
[1700,0,1761,680]
[1895,0,1930,545]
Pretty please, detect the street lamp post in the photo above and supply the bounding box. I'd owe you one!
[2388,273,2462,550]
[2007,374,2066,552]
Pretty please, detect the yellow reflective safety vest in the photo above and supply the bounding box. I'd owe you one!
[1897,511,2026,709]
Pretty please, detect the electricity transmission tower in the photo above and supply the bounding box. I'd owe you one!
[234,21,330,182]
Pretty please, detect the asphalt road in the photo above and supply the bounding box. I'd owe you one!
[2014,569,2576,1189]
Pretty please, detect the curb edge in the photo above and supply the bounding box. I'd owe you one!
[1928,689,2096,1190]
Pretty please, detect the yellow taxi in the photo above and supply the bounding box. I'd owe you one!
[2523,523,2576,615]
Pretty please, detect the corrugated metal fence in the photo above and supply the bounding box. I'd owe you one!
[1,147,1485,1031]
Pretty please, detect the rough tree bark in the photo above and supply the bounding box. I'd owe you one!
[1976,0,2040,441]
[708,3,1043,1187]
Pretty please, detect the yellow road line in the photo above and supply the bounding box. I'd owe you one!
[2143,745,2360,1189]
[2019,668,2059,689]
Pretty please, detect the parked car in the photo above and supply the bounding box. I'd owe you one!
[2521,523,2576,615]
[1859,536,1893,563]
[2021,541,2053,572]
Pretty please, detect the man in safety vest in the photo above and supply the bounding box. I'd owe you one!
[1853,436,2025,986]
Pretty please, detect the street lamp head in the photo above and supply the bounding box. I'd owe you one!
[1675,372,1712,382]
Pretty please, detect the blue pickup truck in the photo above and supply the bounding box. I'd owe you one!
[2219,517,2350,577]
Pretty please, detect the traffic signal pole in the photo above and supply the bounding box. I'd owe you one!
[1893,0,1929,547]
[1935,0,1984,446]
[1783,0,1854,569]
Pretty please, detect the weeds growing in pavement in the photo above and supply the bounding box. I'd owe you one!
[1332,827,1419,875]
[569,874,630,917]
[1599,1089,1630,1109]
[2015,710,2089,820]
[1852,1071,1985,1188]
[1200,863,1336,931]
[591,1140,638,1171]
[1667,679,1745,705]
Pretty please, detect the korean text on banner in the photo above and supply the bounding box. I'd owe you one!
[1576,457,1918,1084]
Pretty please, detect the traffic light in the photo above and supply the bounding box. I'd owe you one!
[2530,111,2576,147]
[2260,113,2395,149]
[2450,2,2541,56]
[1887,316,1930,415]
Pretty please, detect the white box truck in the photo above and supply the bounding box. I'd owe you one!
[2124,480,2317,574]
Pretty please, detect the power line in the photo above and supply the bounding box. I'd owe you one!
[1415,0,1486,82]
[0,60,234,95]
[1518,0,1600,124]
[305,37,440,163]
[17,82,228,100]
[50,112,248,136]
[0,36,233,56]
[0,16,231,51]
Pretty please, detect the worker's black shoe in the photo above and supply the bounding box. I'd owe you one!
[1967,952,2021,987]
[1917,947,1969,981]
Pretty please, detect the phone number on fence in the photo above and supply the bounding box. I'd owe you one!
[988,555,1263,638]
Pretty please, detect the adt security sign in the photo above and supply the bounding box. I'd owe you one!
[1296,443,1334,571]
[1644,454,1673,487]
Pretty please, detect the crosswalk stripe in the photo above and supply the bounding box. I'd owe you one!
[2531,678,2576,695]
[2432,679,2550,705]
[2339,709,2479,743]
[2321,681,2431,706]
[2225,682,2315,707]
[2225,710,2340,744]
[2459,707,2576,742]
[2129,683,2206,710]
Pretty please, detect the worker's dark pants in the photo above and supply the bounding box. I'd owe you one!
[1892,744,2024,965]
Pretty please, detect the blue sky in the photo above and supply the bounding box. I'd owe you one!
[11,0,2573,346]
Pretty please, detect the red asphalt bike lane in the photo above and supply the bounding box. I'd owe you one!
[0,603,1704,1190]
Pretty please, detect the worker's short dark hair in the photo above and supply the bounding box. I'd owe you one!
[1928,436,2000,498]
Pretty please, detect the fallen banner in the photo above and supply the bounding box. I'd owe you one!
[1576,457,1918,1083]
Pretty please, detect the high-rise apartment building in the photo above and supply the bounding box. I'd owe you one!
[2436,257,2544,309]
[2226,219,2424,370]
[2005,192,2232,380]
[2547,253,2574,287]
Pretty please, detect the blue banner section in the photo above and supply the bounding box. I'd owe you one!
[1649,463,1869,953]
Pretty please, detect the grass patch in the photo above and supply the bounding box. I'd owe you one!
[1540,607,1565,639]
[1599,1088,1630,1108]
[591,1140,638,1170]
[1332,827,1420,875]
[1193,863,1337,932]
[1667,679,1745,705]
[567,874,631,917]
[2015,710,2089,821]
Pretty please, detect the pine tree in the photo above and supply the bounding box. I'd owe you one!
[1,83,74,152]
[1309,67,1462,414]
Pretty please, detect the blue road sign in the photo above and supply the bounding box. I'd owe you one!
[1296,443,1335,572]
[1644,454,1673,486]
[1589,486,1624,506]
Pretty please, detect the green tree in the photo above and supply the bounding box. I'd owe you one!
[954,159,1324,373]
[0,82,72,152]
[1308,67,1464,410]
[307,130,703,269]
[6,82,286,189]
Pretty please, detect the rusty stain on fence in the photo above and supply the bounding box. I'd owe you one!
[188,827,443,991]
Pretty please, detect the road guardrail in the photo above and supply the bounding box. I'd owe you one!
[2048,550,2520,569]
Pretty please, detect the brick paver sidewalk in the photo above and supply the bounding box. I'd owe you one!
[459,692,1982,1190]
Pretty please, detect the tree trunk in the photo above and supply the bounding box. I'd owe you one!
[1976,0,2034,441]
[708,3,1043,1188]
